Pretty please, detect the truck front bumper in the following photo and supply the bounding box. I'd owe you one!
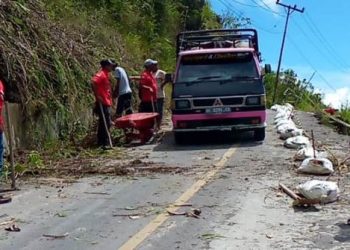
[172,111,267,132]
[173,123,266,132]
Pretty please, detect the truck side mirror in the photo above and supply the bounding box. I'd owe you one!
[165,73,173,83]
[264,64,272,74]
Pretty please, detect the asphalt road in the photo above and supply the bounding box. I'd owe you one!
[1,110,350,250]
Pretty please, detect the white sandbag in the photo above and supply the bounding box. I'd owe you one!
[294,147,317,161]
[297,180,339,203]
[274,116,289,124]
[298,158,334,175]
[284,136,310,149]
[280,128,303,140]
[275,112,290,120]
[271,104,283,111]
[285,103,294,110]
[318,151,329,159]
[275,119,293,128]
[277,123,297,134]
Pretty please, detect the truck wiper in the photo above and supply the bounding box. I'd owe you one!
[220,76,259,84]
[176,76,227,86]
[195,75,223,80]
[231,76,259,80]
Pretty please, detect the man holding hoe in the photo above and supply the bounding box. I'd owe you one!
[91,59,115,149]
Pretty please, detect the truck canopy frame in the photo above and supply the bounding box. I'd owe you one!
[176,29,260,61]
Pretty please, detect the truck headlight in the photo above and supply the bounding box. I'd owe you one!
[175,100,191,109]
[246,96,260,105]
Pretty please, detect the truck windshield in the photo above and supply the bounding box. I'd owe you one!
[174,52,263,97]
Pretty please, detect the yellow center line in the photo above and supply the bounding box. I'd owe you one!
[119,146,238,250]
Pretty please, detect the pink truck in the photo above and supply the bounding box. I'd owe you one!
[168,29,271,144]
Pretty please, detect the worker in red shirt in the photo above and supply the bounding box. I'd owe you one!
[91,59,115,149]
[0,79,4,174]
[139,59,158,113]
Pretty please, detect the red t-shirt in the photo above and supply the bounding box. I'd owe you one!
[139,70,157,102]
[92,69,112,106]
[0,81,4,131]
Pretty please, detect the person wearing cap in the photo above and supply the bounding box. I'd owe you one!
[153,63,167,125]
[91,59,115,148]
[112,62,133,118]
[139,59,158,113]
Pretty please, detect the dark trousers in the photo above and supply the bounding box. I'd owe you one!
[139,101,157,113]
[116,93,133,117]
[96,104,111,147]
[157,98,165,122]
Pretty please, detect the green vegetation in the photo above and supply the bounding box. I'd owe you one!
[265,70,350,131]
[264,70,325,112]
[0,0,223,146]
[339,105,350,124]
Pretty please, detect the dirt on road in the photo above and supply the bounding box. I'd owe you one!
[0,110,349,250]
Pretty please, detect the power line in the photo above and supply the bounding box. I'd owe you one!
[301,17,347,70]
[250,0,284,17]
[302,13,350,69]
[233,0,283,16]
[218,0,245,18]
[291,19,348,73]
[218,0,282,34]
[287,35,337,92]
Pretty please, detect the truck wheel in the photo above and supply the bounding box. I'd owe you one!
[254,128,265,141]
[174,132,186,144]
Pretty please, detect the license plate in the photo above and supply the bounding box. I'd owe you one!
[205,107,231,114]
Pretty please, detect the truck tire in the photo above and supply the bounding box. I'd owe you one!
[174,132,186,144]
[254,128,265,141]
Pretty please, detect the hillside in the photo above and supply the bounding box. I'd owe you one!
[0,0,220,146]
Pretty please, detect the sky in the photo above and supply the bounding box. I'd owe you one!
[210,0,350,108]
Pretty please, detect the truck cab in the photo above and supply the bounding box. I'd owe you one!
[171,29,270,143]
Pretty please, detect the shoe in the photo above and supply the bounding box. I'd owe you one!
[0,195,12,204]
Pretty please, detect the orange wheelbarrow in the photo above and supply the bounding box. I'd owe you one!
[115,113,159,144]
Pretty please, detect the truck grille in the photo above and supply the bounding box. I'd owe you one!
[221,97,244,105]
[193,99,215,107]
[185,118,260,128]
[192,97,243,107]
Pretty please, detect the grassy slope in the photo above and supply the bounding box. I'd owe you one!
[1,0,221,146]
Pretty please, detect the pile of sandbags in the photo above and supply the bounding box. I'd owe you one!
[272,104,340,204]
[273,104,305,142]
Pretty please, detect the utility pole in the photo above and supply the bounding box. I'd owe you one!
[272,0,304,104]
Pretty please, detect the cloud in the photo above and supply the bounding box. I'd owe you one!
[256,0,281,13]
[323,88,350,109]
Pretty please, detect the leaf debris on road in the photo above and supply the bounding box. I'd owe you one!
[167,208,202,219]
[200,233,225,240]
[43,233,69,239]
[54,212,68,218]
[84,192,110,195]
